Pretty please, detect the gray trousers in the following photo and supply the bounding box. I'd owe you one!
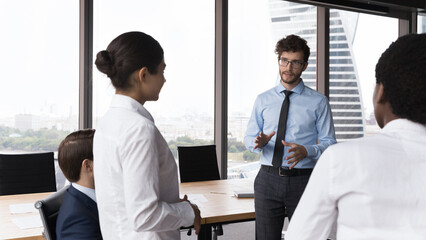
[254,167,310,240]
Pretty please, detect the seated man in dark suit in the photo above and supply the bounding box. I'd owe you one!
[56,129,103,240]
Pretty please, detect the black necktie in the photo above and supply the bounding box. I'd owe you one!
[272,90,293,168]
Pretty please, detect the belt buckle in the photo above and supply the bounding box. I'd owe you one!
[278,167,291,177]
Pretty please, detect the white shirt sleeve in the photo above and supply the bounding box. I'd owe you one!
[120,124,194,232]
[285,149,338,240]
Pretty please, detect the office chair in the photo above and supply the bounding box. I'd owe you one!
[177,145,221,183]
[177,145,223,239]
[0,152,56,195]
[35,185,70,240]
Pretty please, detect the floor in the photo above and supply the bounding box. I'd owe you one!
[180,221,256,240]
[180,219,292,240]
[180,219,337,240]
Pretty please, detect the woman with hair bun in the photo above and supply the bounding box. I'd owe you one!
[93,31,200,240]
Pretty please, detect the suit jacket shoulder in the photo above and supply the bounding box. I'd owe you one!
[56,185,103,240]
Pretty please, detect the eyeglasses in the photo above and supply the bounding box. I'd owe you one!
[279,58,306,69]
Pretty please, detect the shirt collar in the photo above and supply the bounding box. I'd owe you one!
[275,79,305,95]
[382,118,426,134]
[72,182,97,203]
[110,94,154,123]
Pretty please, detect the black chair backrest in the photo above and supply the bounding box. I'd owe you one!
[0,152,56,195]
[177,145,221,183]
[35,185,70,240]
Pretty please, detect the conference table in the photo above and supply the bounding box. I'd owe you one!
[0,191,49,240]
[180,178,255,239]
[0,178,255,240]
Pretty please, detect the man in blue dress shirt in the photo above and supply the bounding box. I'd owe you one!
[244,34,336,240]
[56,129,103,240]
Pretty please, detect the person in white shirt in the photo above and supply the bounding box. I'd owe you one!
[93,31,201,240]
[285,33,426,240]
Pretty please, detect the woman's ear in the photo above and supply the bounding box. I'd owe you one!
[138,67,149,83]
[376,83,387,104]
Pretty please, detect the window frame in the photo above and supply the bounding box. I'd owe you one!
[78,0,420,179]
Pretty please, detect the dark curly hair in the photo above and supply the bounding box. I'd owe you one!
[275,34,310,63]
[375,33,426,124]
[58,129,95,182]
[95,31,164,90]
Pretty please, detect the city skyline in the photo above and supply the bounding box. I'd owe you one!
[0,0,418,148]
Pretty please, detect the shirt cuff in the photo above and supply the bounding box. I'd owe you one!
[179,201,195,227]
[304,145,315,158]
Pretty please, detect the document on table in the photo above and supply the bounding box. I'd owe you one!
[180,194,208,207]
[12,216,42,229]
[9,203,38,214]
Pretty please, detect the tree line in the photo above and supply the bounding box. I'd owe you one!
[0,126,69,152]
[0,126,260,161]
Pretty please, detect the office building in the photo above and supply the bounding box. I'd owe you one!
[269,1,365,141]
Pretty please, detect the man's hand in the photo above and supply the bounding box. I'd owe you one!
[282,140,308,169]
[189,203,201,235]
[254,131,276,149]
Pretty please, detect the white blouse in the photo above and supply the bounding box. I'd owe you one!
[93,94,194,240]
[286,119,426,240]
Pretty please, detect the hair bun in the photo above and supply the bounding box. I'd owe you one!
[95,50,117,78]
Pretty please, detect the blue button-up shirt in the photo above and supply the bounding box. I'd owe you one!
[244,80,336,168]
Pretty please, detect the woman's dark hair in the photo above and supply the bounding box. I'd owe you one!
[375,33,426,124]
[95,31,164,90]
[58,129,95,182]
[275,34,310,63]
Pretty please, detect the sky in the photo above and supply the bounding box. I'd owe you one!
[0,0,79,118]
[92,0,216,122]
[0,0,414,126]
[352,14,398,117]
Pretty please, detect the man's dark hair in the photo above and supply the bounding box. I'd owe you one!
[275,34,310,62]
[375,33,426,124]
[95,31,164,90]
[58,129,95,182]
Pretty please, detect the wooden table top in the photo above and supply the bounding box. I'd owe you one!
[0,192,50,240]
[0,178,255,239]
[180,178,255,224]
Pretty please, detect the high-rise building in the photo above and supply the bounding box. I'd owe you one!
[268,1,365,141]
[15,114,40,131]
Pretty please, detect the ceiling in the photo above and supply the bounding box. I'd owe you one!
[289,0,426,18]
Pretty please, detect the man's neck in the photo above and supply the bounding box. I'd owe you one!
[76,177,95,189]
[280,78,301,91]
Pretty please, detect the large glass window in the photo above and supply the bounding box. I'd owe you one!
[418,14,426,33]
[228,0,316,179]
[93,1,215,159]
[331,10,397,141]
[0,1,79,154]
[0,0,79,190]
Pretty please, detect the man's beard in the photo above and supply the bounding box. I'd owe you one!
[280,70,301,85]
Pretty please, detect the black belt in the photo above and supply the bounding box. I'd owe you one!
[261,165,313,177]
